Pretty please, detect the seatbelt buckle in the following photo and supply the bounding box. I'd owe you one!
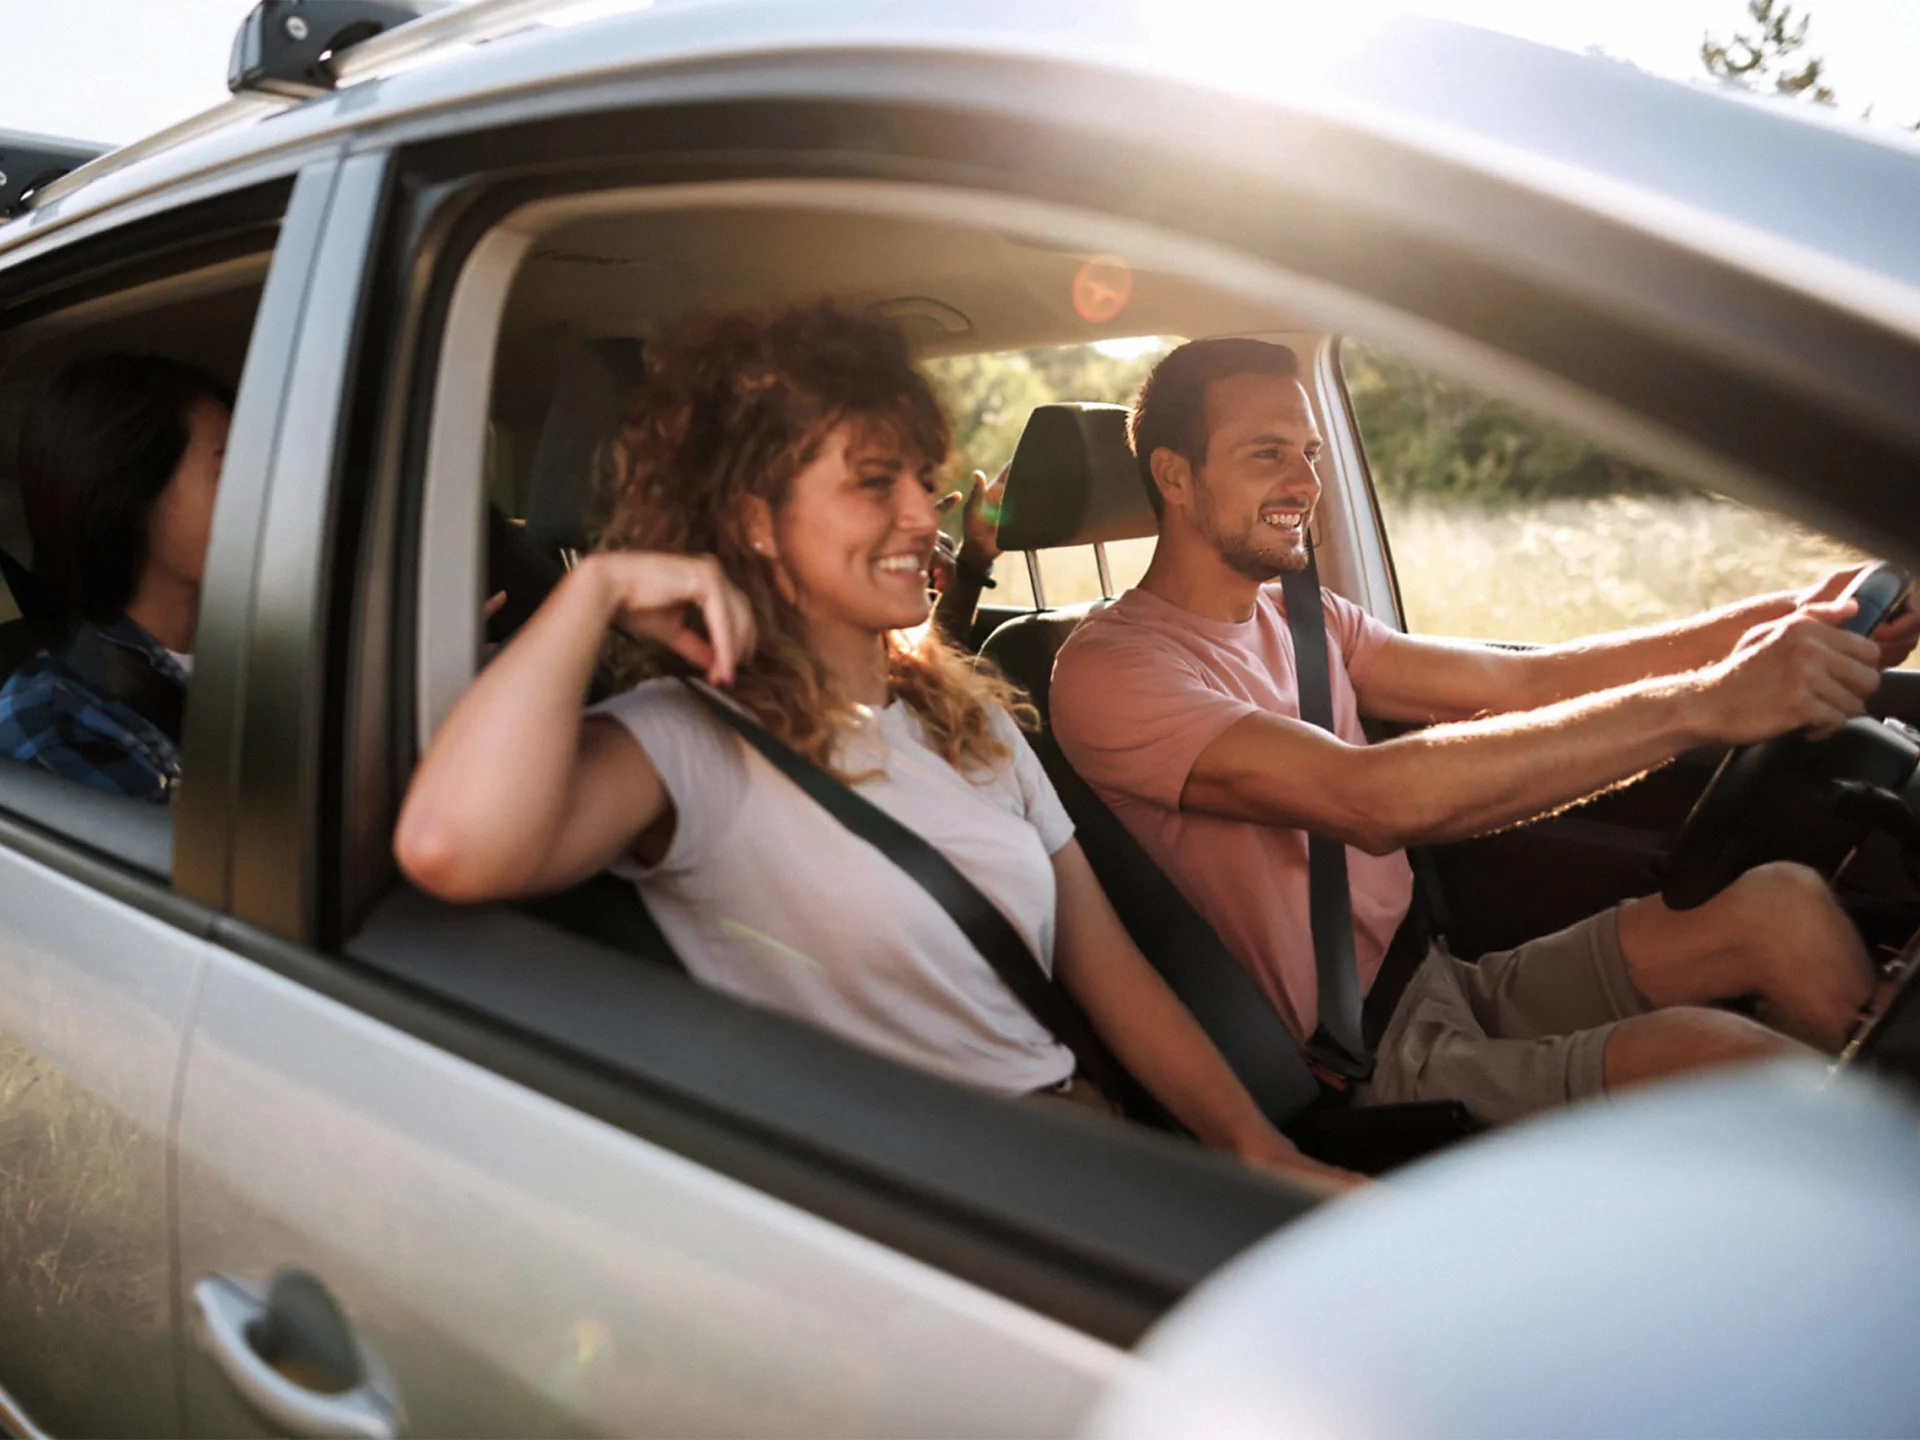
[1304,1028,1375,1089]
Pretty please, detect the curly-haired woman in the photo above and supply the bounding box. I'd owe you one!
[396,304,1357,1194]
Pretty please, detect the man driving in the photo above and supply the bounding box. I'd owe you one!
[1050,338,1918,1124]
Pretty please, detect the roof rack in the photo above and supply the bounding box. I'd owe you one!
[229,0,459,98]
[13,0,623,219]
[0,130,113,219]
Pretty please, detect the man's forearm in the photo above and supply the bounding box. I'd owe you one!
[1189,671,1711,855]
[1356,677,1707,849]
[1512,592,1794,708]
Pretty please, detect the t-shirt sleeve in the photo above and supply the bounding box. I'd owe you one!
[1051,626,1259,812]
[990,707,1075,855]
[1324,589,1397,687]
[587,678,750,876]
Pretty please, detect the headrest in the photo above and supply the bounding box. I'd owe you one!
[996,402,1157,551]
[525,337,645,554]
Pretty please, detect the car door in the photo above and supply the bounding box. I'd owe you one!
[166,130,1313,1434]
[0,173,304,1434]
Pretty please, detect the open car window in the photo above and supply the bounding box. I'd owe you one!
[0,183,287,881]
[1339,338,1897,658]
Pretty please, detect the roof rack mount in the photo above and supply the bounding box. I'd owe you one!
[228,0,459,98]
[0,131,113,219]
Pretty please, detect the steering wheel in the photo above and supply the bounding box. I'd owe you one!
[1662,562,1914,910]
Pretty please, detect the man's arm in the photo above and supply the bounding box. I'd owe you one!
[1359,564,1918,725]
[1184,600,1881,854]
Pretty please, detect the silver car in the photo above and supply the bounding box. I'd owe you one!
[1,1,1917,1435]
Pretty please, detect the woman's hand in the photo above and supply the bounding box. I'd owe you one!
[1235,1133,1371,1198]
[588,551,759,685]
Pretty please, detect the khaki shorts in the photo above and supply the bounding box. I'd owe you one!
[1356,906,1652,1126]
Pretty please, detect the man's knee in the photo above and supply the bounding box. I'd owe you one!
[1718,861,1868,987]
[1716,861,1832,943]
[1603,1007,1806,1093]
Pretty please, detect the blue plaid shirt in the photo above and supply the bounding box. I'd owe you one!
[0,618,184,803]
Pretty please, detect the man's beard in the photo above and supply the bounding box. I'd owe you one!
[1193,476,1311,582]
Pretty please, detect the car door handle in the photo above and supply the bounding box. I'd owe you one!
[193,1269,406,1439]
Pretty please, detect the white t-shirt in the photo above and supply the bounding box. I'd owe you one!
[592,680,1079,1093]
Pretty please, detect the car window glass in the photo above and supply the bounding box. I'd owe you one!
[1339,340,1900,660]
[923,337,1175,608]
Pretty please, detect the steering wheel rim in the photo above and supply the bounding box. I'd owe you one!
[1661,563,1910,911]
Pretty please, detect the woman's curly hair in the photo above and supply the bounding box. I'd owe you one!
[597,302,1033,774]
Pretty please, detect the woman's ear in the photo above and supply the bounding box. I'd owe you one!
[741,495,778,559]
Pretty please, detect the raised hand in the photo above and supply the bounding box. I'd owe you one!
[587,551,757,686]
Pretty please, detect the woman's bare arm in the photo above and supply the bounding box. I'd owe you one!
[394,552,755,903]
[1049,840,1363,1195]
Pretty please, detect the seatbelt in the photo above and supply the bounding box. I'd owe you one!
[682,679,1131,1101]
[1278,545,1374,1083]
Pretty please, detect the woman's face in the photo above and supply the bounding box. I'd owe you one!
[767,420,940,638]
[147,393,229,592]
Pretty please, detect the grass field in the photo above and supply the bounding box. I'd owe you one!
[1382,493,1875,646]
[1012,493,1893,658]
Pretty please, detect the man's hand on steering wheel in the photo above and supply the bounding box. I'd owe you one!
[1700,599,1884,744]
[1798,564,1920,670]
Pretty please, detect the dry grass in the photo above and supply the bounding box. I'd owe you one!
[1015,495,1900,663]
[1383,494,1878,647]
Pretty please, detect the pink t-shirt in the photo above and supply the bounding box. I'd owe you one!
[1051,584,1415,1042]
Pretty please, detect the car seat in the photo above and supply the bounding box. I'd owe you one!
[981,404,1475,1171]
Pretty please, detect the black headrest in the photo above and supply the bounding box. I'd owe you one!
[996,402,1157,551]
[525,337,645,555]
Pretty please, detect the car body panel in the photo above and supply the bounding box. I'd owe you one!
[174,948,1127,1437]
[0,847,210,1437]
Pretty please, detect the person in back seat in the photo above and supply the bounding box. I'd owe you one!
[0,354,230,801]
[1050,338,1918,1126]
[396,304,1359,1194]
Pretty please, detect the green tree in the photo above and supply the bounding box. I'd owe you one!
[1341,344,1678,504]
[1701,0,1835,103]
[923,341,1171,482]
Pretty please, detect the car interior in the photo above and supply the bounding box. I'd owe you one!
[7,180,1920,1281]
[392,189,1920,1165]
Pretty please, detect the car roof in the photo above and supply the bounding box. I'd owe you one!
[7,0,1917,331]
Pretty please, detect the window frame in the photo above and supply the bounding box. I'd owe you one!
[0,172,309,917]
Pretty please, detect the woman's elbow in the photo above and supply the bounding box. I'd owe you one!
[393,802,500,904]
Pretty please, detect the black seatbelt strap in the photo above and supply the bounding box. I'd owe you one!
[682,680,1129,1099]
[1278,546,1374,1083]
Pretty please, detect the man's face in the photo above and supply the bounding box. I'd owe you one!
[1184,372,1324,581]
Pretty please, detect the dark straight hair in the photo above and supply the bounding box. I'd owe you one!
[1128,338,1300,517]
[18,353,232,624]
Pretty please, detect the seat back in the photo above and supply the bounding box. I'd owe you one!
[982,404,1323,1126]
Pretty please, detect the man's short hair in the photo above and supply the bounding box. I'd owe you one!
[1129,338,1300,517]
[19,353,232,623]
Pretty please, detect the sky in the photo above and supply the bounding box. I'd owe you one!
[2,0,1916,146]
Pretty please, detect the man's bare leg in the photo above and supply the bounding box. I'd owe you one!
[1602,1006,1810,1093]
[1615,860,1874,1051]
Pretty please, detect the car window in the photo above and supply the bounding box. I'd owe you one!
[924,337,1176,608]
[0,194,285,873]
[1339,340,1896,657]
